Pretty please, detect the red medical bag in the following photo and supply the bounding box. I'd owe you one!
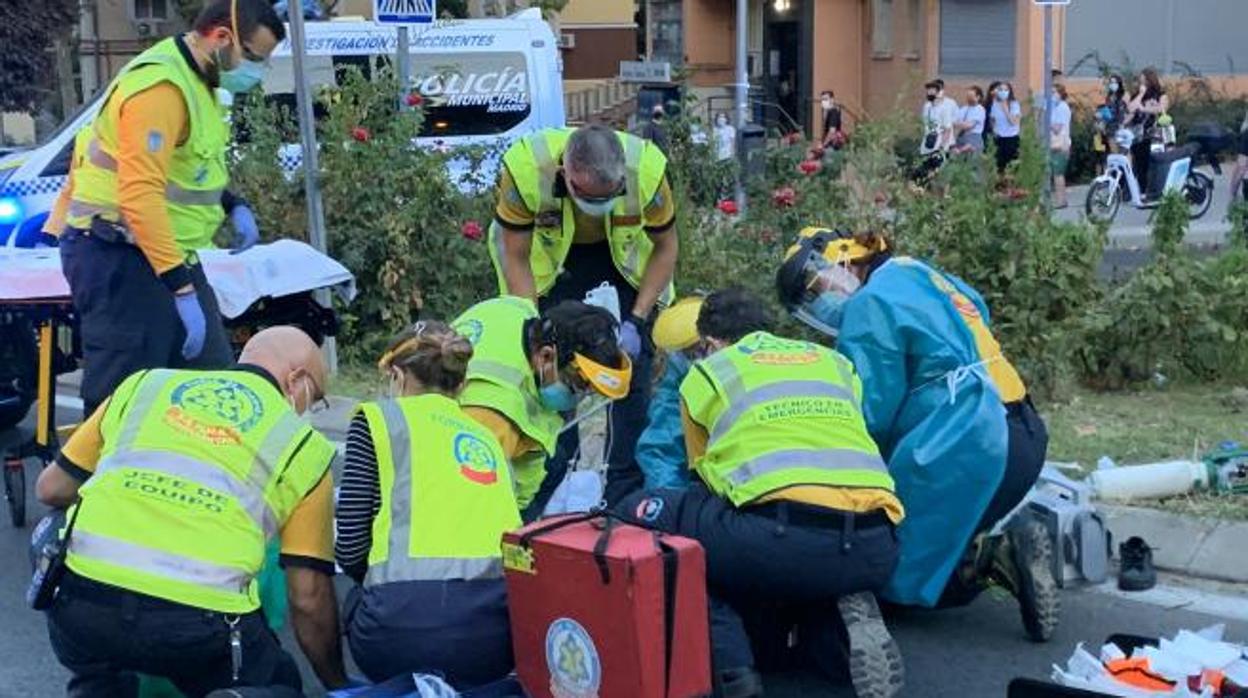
[502,513,712,698]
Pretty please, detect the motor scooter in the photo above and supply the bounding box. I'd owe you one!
[1085,128,1214,223]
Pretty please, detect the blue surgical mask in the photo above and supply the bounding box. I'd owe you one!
[220,59,266,94]
[537,358,580,412]
[1107,82,1120,94]
[538,382,578,412]
[794,291,849,338]
[572,194,617,218]
[996,88,1010,101]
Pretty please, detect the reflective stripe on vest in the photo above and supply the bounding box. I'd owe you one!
[71,530,251,595]
[93,449,279,538]
[725,448,889,487]
[83,136,226,206]
[365,400,507,586]
[708,379,857,446]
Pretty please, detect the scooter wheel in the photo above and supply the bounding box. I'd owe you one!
[4,461,25,528]
[1184,172,1214,220]
[1086,180,1121,224]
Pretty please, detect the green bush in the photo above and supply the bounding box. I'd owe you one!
[231,70,496,363]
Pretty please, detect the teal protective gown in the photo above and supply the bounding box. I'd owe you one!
[836,256,1008,607]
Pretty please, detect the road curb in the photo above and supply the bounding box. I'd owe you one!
[1099,504,1248,584]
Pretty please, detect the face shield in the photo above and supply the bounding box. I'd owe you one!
[554,352,633,436]
[791,254,862,339]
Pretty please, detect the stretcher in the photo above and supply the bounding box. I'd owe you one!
[0,240,356,527]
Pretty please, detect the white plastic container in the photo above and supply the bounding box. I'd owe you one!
[1088,460,1210,501]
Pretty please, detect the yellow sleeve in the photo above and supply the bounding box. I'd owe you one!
[115,82,191,277]
[56,397,111,477]
[42,169,74,237]
[462,405,539,461]
[643,175,676,233]
[680,400,708,469]
[279,475,334,566]
[493,166,535,230]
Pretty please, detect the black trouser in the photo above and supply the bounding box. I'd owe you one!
[995,136,1020,172]
[938,398,1049,607]
[60,227,232,416]
[344,579,513,689]
[616,484,899,674]
[529,242,653,515]
[46,572,302,698]
[1131,140,1153,196]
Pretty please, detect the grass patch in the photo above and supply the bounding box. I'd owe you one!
[1041,383,1248,466]
[1040,383,1248,521]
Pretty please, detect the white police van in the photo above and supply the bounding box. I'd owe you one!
[0,9,564,247]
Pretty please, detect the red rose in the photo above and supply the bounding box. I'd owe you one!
[406,92,424,107]
[798,159,821,175]
[351,126,370,142]
[461,220,484,241]
[717,199,739,215]
[771,186,796,207]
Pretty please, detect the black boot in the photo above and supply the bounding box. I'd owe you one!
[1117,536,1157,592]
[713,666,764,698]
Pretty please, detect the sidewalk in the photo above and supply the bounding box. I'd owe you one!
[1057,169,1235,249]
[1100,503,1248,585]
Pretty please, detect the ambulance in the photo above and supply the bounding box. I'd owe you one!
[0,9,565,247]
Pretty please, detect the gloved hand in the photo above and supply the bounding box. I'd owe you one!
[230,204,260,253]
[619,319,643,359]
[174,291,207,361]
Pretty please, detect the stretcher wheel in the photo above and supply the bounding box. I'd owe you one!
[4,458,25,528]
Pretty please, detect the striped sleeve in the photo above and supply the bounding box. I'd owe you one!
[334,413,381,584]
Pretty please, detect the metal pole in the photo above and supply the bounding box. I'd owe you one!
[397,26,411,109]
[734,0,748,212]
[1041,4,1053,205]
[287,4,337,369]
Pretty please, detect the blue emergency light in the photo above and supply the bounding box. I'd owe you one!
[0,197,21,224]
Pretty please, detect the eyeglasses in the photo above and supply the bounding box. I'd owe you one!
[566,175,626,205]
[240,43,268,64]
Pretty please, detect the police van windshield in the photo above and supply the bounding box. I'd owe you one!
[262,50,532,138]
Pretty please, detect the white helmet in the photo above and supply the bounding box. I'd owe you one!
[1114,128,1136,149]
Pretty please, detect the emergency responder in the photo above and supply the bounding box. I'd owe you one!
[335,322,520,689]
[450,296,631,519]
[34,327,347,695]
[42,0,275,415]
[490,123,678,505]
[776,227,1058,642]
[618,289,905,698]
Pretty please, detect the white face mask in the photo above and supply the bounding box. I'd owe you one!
[572,194,617,218]
[716,116,728,126]
[821,98,833,109]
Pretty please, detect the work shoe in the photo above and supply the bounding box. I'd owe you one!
[836,591,904,698]
[991,518,1061,643]
[713,666,764,698]
[1117,536,1157,592]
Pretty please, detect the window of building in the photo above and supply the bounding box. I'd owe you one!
[131,0,170,20]
[650,0,684,68]
[906,0,922,57]
[939,0,1016,77]
[871,0,894,56]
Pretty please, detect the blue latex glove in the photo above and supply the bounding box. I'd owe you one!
[619,320,643,359]
[174,292,206,360]
[230,205,260,253]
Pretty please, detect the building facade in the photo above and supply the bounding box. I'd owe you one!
[652,0,1248,136]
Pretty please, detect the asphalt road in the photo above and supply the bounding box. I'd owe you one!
[4,406,1248,698]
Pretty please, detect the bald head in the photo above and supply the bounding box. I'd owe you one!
[239,326,326,414]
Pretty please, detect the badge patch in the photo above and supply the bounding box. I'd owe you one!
[454,431,499,484]
[635,496,664,523]
[455,319,485,346]
[546,618,601,698]
[164,377,265,444]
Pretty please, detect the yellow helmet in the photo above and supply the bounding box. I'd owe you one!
[776,227,886,310]
[651,296,705,352]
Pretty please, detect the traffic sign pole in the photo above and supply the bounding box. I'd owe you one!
[286,2,337,370]
[397,26,411,110]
